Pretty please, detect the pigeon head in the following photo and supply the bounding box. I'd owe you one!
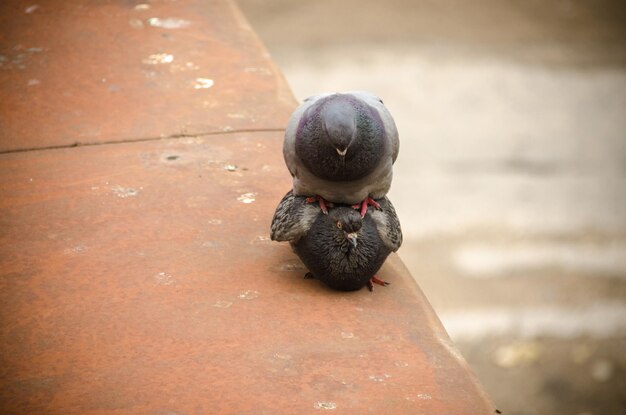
[295,93,387,182]
[328,207,363,248]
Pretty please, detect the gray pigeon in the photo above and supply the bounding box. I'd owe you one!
[270,190,402,291]
[283,91,399,216]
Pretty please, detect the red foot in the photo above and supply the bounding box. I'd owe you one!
[305,195,333,214]
[352,197,381,218]
[367,275,390,291]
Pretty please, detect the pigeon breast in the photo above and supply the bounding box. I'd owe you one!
[293,208,390,291]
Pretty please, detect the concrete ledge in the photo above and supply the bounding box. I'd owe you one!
[0,0,294,151]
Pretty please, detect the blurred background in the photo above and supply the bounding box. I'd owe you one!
[238,1,626,413]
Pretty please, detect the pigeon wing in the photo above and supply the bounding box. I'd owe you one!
[369,196,403,252]
[283,93,333,179]
[270,190,319,243]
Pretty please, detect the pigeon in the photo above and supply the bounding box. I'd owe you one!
[283,91,399,217]
[270,190,402,291]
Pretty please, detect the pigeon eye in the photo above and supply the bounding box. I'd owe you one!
[336,221,342,229]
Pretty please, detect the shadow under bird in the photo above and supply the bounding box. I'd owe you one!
[270,190,402,291]
[283,91,399,217]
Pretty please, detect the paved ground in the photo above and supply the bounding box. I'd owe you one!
[238,1,626,413]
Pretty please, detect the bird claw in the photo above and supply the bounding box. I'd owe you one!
[367,275,390,291]
[305,195,333,214]
[352,197,381,218]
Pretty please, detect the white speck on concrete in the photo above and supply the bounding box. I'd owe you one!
[193,78,214,89]
[340,332,354,339]
[237,192,256,204]
[368,374,391,382]
[224,164,237,171]
[147,17,191,29]
[64,245,87,254]
[212,300,232,308]
[313,402,336,410]
[25,5,39,13]
[27,79,40,86]
[134,4,150,10]
[207,219,222,225]
[111,185,139,198]
[406,393,432,402]
[142,53,174,65]
[238,290,259,300]
[155,272,175,286]
[274,352,292,360]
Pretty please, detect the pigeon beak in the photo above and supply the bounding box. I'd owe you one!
[346,232,358,248]
[336,147,347,157]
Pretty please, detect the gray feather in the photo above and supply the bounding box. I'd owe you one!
[270,190,319,243]
[368,196,403,252]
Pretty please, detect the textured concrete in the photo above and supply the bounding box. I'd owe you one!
[0,0,294,151]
